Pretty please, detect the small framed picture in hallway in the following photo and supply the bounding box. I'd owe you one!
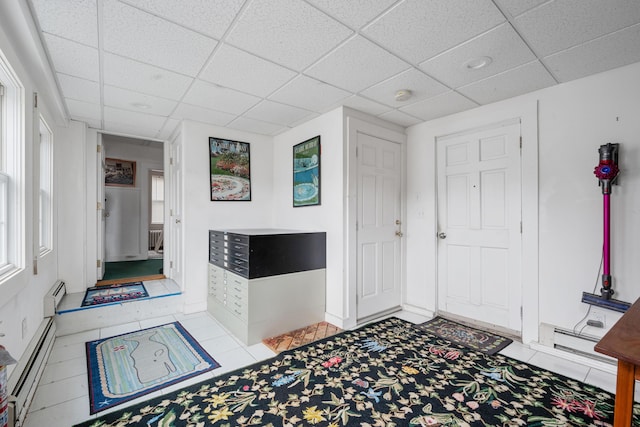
[293,135,320,207]
[105,158,136,187]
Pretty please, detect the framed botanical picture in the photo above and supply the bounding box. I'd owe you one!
[293,135,320,207]
[105,158,136,187]
[209,137,251,201]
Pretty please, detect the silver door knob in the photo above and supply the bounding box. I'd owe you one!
[395,231,403,237]
[438,232,447,239]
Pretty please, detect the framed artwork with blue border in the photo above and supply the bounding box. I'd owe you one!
[209,137,251,201]
[293,135,320,207]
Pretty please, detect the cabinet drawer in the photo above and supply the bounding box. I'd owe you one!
[224,233,249,245]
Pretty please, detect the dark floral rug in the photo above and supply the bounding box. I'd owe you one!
[74,317,639,426]
[414,316,513,355]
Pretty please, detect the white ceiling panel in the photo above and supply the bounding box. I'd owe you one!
[171,103,235,127]
[199,44,297,98]
[400,91,478,121]
[493,0,548,17]
[544,23,640,82]
[104,106,167,134]
[66,98,102,121]
[245,100,316,126]
[420,24,536,89]
[515,0,640,56]
[57,73,100,104]
[378,109,423,127]
[121,0,244,39]
[103,120,161,139]
[306,36,410,93]
[225,0,353,71]
[43,34,99,81]
[102,0,217,76]
[341,95,393,116]
[458,61,556,104]
[363,0,505,64]
[306,0,397,29]
[157,118,180,140]
[182,80,261,115]
[103,53,193,101]
[31,0,98,47]
[269,75,351,112]
[360,68,448,108]
[104,85,178,116]
[227,116,287,136]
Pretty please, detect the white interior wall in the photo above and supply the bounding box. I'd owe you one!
[179,120,273,313]
[406,61,640,343]
[272,108,345,323]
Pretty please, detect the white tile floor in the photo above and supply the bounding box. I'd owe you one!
[24,308,625,427]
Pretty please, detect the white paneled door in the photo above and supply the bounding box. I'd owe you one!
[437,121,522,332]
[169,137,183,289]
[356,132,402,320]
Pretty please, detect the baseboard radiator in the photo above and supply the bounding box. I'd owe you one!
[540,323,614,364]
[149,229,163,250]
[7,317,56,427]
[43,280,66,317]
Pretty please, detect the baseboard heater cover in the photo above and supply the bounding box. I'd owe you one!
[43,280,66,317]
[550,326,615,365]
[7,317,56,427]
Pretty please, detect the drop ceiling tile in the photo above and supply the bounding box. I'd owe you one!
[103,53,193,101]
[104,106,167,134]
[157,118,180,140]
[227,117,287,136]
[43,34,99,81]
[362,0,504,64]
[515,0,640,56]
[378,109,423,127]
[306,0,397,29]
[31,0,98,47]
[360,68,448,108]
[269,76,351,112]
[493,0,547,17]
[458,61,556,105]
[172,103,236,127]
[57,73,100,104]
[245,100,316,127]
[341,95,393,116]
[400,91,478,121]
[200,44,297,97]
[66,98,101,121]
[103,121,161,139]
[306,36,410,92]
[102,0,217,76]
[121,0,244,39]
[182,80,261,115]
[104,85,178,116]
[225,0,353,71]
[544,23,640,82]
[420,24,536,89]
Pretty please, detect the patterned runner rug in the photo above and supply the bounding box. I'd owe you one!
[414,316,513,355]
[81,282,148,307]
[85,322,219,414]
[74,317,638,426]
[262,321,342,353]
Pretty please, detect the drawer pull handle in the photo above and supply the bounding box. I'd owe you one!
[234,302,241,307]
[234,309,242,315]
[234,287,242,292]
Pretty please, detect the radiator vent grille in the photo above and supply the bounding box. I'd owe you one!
[43,280,65,317]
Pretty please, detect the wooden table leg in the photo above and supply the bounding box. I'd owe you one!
[614,360,636,427]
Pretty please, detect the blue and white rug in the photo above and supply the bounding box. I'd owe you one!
[86,322,219,414]
[81,282,149,307]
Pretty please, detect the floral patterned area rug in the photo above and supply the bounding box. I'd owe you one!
[262,321,342,354]
[415,316,514,355]
[74,317,638,426]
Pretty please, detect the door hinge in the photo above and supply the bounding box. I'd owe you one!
[520,306,523,320]
[520,221,523,233]
[519,137,522,149]
[33,92,38,108]
[170,157,174,165]
[97,259,102,268]
[97,201,102,210]
[170,209,173,216]
[33,258,38,275]
[97,144,102,153]
[170,261,174,268]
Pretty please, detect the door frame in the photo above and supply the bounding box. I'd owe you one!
[431,101,539,344]
[345,115,406,329]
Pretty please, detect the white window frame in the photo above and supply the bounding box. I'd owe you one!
[0,48,25,281]
[39,115,53,255]
[150,170,164,225]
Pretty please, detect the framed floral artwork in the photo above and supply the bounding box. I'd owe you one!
[209,137,251,201]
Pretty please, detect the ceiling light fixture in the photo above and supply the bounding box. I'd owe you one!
[465,56,493,70]
[395,89,412,102]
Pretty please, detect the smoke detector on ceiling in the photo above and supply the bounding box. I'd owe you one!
[395,89,413,102]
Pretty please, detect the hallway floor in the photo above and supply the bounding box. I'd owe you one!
[24,308,630,426]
